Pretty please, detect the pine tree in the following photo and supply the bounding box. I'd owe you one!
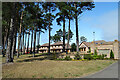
[110,50,114,59]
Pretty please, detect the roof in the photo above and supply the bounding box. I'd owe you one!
[65,44,71,49]
[83,42,91,47]
[80,42,91,47]
[94,40,106,44]
[94,40,113,45]
[51,41,63,46]
[80,40,115,48]
[40,42,71,49]
[40,43,49,47]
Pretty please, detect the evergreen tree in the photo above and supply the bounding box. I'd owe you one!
[42,2,56,54]
[71,43,76,52]
[56,2,70,52]
[110,50,114,59]
[73,2,95,53]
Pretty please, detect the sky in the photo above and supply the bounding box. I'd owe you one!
[18,2,118,48]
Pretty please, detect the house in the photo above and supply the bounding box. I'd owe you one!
[39,43,49,53]
[39,41,71,53]
[79,40,119,59]
[51,41,71,53]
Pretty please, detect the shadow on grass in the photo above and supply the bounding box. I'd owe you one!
[27,53,53,58]
[9,52,63,63]
[16,57,48,62]
[16,54,57,62]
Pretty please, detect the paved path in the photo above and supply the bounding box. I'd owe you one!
[82,62,118,78]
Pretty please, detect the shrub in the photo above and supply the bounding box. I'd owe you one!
[87,48,91,53]
[93,57,97,60]
[64,55,72,61]
[97,55,104,60]
[110,50,114,59]
[92,54,105,60]
[56,58,64,60]
[53,52,57,60]
[84,54,93,60]
[104,54,107,58]
[74,53,81,60]
[94,49,97,56]
[104,58,110,60]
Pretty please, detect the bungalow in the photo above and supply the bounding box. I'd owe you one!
[79,40,119,59]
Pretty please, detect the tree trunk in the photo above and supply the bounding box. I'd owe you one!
[24,32,27,53]
[75,3,79,53]
[37,31,40,53]
[67,16,70,54]
[20,34,22,54]
[17,10,23,58]
[63,16,65,52]
[13,31,17,58]
[6,18,14,62]
[3,22,10,57]
[3,28,9,57]
[3,28,8,49]
[27,30,30,54]
[33,27,37,57]
[30,28,33,54]
[22,29,25,54]
[11,28,16,60]
[6,3,16,62]
[48,21,51,54]
[20,27,23,54]
[11,12,17,59]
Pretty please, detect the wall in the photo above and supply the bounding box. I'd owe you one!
[113,40,119,59]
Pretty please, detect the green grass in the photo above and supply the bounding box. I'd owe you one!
[2,60,117,78]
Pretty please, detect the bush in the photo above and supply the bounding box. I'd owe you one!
[74,53,81,60]
[87,48,91,53]
[93,57,97,60]
[92,54,105,60]
[56,58,64,60]
[97,55,104,60]
[53,52,57,60]
[104,58,110,60]
[110,50,114,59]
[64,55,72,61]
[94,49,97,56]
[84,54,93,60]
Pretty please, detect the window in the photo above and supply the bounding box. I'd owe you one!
[84,48,86,51]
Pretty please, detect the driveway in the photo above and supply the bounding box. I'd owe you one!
[67,62,118,80]
[82,62,118,78]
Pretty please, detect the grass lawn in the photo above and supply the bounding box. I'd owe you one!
[2,55,117,78]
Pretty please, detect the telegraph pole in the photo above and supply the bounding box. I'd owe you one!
[93,32,95,44]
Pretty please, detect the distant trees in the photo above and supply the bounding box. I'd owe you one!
[80,36,87,42]
[51,29,73,43]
